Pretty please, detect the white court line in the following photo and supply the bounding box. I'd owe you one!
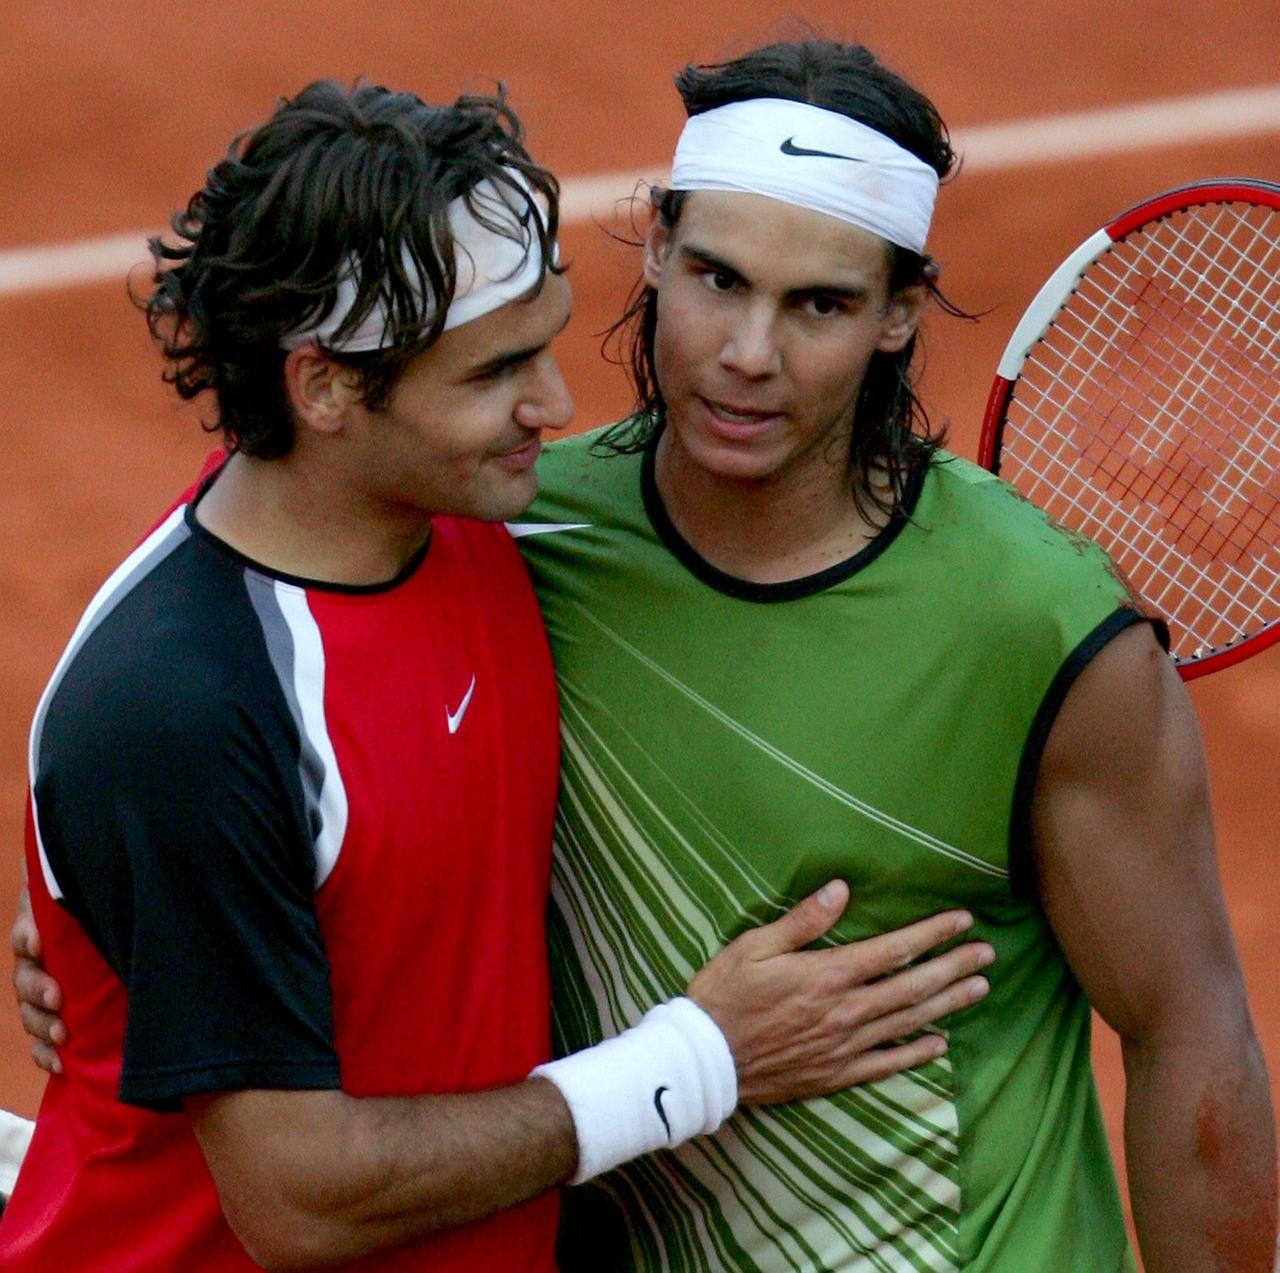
[3,83,1279,298]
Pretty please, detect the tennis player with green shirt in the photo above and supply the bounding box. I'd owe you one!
[13,37,1277,1273]
[511,40,1275,1273]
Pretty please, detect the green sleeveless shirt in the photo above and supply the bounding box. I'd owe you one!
[514,425,1146,1272]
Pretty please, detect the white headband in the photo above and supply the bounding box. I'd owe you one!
[671,98,938,255]
[281,170,553,352]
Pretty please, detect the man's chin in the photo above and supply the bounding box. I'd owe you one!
[666,427,783,486]
[468,469,541,524]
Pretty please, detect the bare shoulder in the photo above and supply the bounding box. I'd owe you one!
[1030,621,1241,1037]
[1038,620,1202,789]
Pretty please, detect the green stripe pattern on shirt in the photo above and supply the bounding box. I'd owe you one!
[517,426,1140,1273]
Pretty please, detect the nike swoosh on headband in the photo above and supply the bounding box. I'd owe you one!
[779,137,867,164]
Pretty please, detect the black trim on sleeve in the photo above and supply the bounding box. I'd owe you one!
[639,431,927,603]
[127,1058,342,1114]
[1008,607,1170,898]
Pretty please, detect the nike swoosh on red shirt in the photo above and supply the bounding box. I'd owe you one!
[445,674,477,735]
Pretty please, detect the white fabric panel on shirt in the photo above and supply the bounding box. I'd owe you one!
[251,579,349,889]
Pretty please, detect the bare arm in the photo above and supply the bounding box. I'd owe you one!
[189,884,990,1267]
[14,877,991,1264]
[190,1080,575,1270]
[14,884,992,1100]
[1032,622,1276,1272]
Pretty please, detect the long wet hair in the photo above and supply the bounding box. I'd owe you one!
[141,80,562,458]
[600,40,968,519]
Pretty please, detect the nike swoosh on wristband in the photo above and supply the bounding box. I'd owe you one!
[779,137,868,163]
[653,1086,672,1141]
[445,673,476,735]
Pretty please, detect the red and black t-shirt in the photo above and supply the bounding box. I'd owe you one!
[4,475,561,1270]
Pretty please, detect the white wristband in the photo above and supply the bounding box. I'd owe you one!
[0,1110,34,1196]
[531,997,738,1184]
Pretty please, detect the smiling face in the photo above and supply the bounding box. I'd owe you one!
[337,271,575,524]
[642,190,922,498]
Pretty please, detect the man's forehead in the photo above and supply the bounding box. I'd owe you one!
[675,190,893,279]
[490,271,572,332]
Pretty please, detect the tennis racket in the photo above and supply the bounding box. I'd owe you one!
[979,179,1280,679]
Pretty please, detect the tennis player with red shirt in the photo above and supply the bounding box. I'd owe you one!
[0,79,994,1270]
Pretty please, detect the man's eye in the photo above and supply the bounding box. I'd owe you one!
[805,295,845,318]
[700,269,737,293]
[473,355,530,383]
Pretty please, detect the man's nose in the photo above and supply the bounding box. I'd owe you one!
[720,305,782,379]
[516,354,575,432]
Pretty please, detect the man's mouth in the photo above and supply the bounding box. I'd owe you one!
[706,401,774,424]
[493,437,542,471]
[697,397,781,438]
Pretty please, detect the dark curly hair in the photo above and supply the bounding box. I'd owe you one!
[600,39,969,520]
[141,80,562,458]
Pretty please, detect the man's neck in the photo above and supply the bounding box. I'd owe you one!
[197,453,432,587]
[652,431,890,585]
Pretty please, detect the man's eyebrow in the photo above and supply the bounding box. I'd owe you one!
[464,307,571,380]
[678,242,871,302]
[679,243,745,281]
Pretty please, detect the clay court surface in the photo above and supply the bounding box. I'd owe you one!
[1,0,1277,1251]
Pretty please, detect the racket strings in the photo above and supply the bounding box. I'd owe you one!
[1010,393,1277,644]
[1020,275,1278,569]
[1000,198,1279,661]
[1062,210,1278,497]
[1009,360,1278,651]
[1120,209,1280,497]
[1028,252,1271,516]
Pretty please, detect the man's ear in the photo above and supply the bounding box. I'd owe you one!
[876,283,926,354]
[283,345,362,435]
[642,212,672,290]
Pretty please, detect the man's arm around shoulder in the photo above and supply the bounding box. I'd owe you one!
[183,881,994,1270]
